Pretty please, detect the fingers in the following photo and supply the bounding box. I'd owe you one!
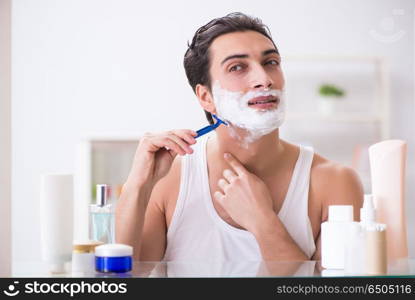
[167,133,194,155]
[217,178,229,192]
[167,148,179,160]
[213,191,225,204]
[171,129,197,146]
[165,129,197,155]
[222,169,237,183]
[153,137,187,156]
[224,153,246,176]
[141,129,197,156]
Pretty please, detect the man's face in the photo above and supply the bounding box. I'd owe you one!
[209,30,285,98]
[195,30,286,143]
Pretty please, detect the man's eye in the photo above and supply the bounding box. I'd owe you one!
[265,60,280,66]
[229,64,243,72]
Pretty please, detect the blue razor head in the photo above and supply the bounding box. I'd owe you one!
[195,114,229,138]
[212,114,228,126]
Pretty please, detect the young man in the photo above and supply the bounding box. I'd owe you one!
[115,13,363,262]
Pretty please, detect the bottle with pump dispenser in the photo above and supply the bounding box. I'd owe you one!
[344,194,376,275]
[360,194,376,229]
[365,223,387,275]
[361,194,388,275]
[90,184,115,243]
[344,194,388,275]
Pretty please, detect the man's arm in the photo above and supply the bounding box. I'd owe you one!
[116,156,180,272]
[115,130,196,261]
[137,186,167,261]
[116,177,172,261]
[139,156,182,260]
[252,213,309,261]
[115,181,154,261]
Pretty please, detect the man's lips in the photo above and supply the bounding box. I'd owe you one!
[247,95,279,109]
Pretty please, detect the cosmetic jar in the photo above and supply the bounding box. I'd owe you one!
[95,244,133,273]
[72,240,103,275]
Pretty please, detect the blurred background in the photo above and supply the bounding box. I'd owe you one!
[0,0,414,269]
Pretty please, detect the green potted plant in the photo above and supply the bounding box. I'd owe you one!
[317,83,346,115]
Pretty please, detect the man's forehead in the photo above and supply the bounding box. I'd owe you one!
[210,31,277,61]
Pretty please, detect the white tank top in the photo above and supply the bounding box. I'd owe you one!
[163,133,316,262]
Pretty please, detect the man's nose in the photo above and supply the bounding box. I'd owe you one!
[250,64,273,90]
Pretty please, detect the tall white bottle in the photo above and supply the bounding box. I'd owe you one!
[40,174,74,273]
[344,222,364,275]
[321,205,354,269]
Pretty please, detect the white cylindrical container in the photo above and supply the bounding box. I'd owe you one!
[344,222,365,275]
[40,174,74,273]
[321,205,354,269]
[71,241,103,276]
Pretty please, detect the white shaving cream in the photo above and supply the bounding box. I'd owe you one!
[212,81,286,145]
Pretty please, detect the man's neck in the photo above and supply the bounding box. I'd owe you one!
[210,126,285,177]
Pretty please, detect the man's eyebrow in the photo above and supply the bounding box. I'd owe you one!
[221,54,248,65]
[262,49,280,56]
[220,49,280,65]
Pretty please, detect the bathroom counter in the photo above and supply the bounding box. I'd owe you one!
[12,259,415,278]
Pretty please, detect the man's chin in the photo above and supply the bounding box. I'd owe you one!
[225,123,279,138]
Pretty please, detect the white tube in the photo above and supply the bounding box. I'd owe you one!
[368,139,407,259]
[40,174,74,273]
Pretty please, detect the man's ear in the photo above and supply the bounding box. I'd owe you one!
[195,84,216,114]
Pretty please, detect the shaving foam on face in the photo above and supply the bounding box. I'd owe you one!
[212,81,286,145]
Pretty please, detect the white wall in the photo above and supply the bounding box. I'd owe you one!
[0,0,11,276]
[12,0,415,262]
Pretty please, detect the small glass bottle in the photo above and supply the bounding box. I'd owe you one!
[89,184,115,243]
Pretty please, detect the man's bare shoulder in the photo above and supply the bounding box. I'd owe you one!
[282,140,361,187]
[311,152,352,178]
[310,152,362,191]
[310,151,364,220]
